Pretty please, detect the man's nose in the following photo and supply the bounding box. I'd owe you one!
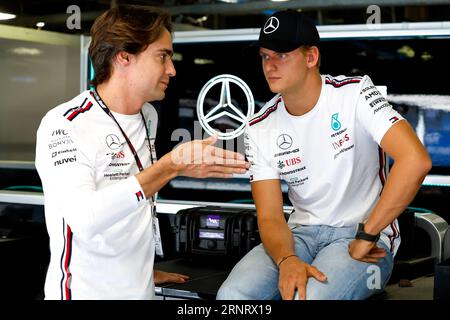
[167,59,176,77]
[264,58,276,72]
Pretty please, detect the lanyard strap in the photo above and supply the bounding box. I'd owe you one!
[91,89,156,207]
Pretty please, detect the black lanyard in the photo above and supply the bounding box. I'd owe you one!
[91,88,156,204]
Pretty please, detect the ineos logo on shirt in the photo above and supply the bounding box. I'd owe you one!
[105,134,122,150]
[263,17,279,34]
[277,134,293,150]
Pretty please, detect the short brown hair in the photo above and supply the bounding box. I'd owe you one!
[89,5,172,87]
[300,45,321,69]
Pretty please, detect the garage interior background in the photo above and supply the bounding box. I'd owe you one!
[0,0,450,300]
[1,0,450,32]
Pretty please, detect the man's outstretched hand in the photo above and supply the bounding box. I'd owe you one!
[170,134,250,178]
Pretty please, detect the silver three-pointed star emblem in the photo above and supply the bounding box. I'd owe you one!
[263,17,279,34]
[105,134,122,150]
[197,74,254,140]
[277,134,293,150]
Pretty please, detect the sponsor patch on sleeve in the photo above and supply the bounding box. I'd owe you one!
[135,191,144,202]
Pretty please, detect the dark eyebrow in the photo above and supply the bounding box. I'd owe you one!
[157,48,174,57]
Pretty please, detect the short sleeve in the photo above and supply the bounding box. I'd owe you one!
[244,125,279,182]
[356,75,405,145]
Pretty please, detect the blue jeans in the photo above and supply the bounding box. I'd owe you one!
[217,224,394,300]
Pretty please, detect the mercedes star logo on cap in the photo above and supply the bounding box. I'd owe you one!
[263,17,280,34]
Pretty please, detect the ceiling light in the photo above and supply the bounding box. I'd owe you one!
[421,51,433,61]
[216,0,239,3]
[197,16,207,23]
[0,12,16,20]
[194,58,214,65]
[172,52,183,62]
[397,45,415,58]
[10,47,43,56]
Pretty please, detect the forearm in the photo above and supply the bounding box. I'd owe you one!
[42,175,150,240]
[365,156,431,235]
[136,152,179,199]
[259,217,296,266]
[71,153,177,238]
[251,180,296,266]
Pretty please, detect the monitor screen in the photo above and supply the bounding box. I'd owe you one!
[199,230,225,240]
[206,214,221,228]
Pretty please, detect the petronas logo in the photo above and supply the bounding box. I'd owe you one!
[331,113,341,131]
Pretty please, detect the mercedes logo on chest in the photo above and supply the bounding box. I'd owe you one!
[106,134,122,150]
[277,134,293,150]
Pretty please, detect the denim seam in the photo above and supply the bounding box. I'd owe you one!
[311,228,320,256]
[323,227,336,251]
[337,268,363,299]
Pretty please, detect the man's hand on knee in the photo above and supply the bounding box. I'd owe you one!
[278,257,327,300]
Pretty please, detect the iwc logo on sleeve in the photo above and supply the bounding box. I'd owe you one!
[197,74,254,140]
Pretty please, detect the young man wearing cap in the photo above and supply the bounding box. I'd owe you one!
[217,9,431,300]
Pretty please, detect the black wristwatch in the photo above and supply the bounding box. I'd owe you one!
[355,223,380,242]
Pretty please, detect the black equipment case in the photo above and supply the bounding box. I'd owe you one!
[174,206,260,262]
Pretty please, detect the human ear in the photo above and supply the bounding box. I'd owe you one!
[116,51,131,66]
[307,47,319,68]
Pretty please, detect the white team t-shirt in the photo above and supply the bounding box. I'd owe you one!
[245,75,403,255]
[35,90,158,299]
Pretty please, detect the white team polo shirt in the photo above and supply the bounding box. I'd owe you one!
[35,90,158,299]
[245,75,403,255]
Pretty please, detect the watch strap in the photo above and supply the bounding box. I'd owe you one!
[355,223,380,242]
